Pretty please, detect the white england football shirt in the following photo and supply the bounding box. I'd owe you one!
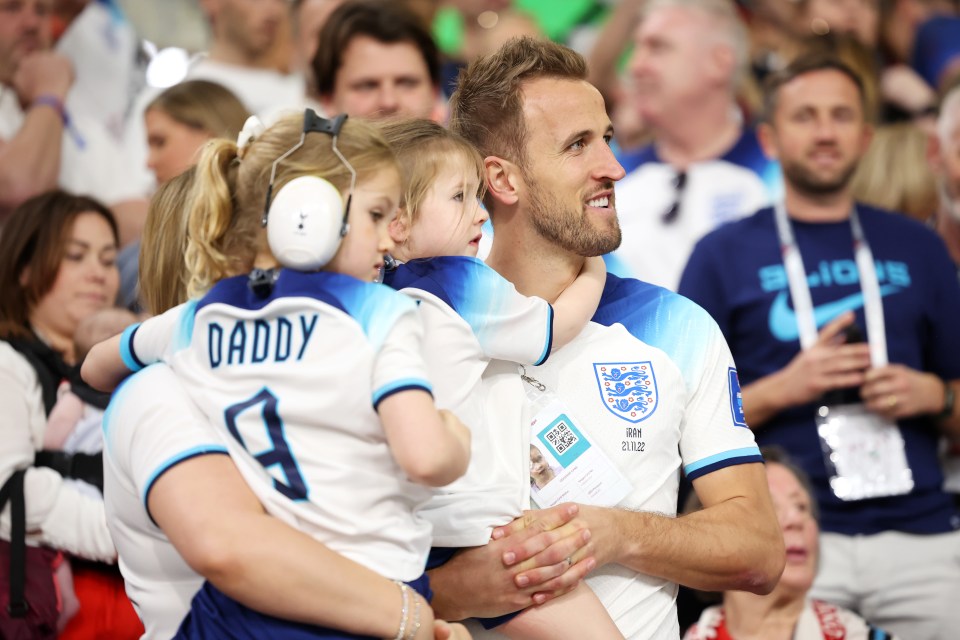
[608,128,781,291]
[386,256,553,546]
[102,363,227,639]
[120,270,436,581]
[472,274,763,640]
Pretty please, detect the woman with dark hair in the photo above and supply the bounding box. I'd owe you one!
[0,190,141,638]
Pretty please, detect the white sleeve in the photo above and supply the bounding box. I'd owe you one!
[121,301,192,371]
[678,315,762,482]
[370,306,434,409]
[471,278,552,367]
[0,344,115,561]
[403,259,553,366]
[103,363,228,520]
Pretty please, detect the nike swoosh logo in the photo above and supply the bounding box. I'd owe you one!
[768,285,901,342]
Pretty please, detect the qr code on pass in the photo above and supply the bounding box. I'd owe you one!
[545,421,578,455]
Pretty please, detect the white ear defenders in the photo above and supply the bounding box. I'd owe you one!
[266,176,346,270]
[261,111,355,271]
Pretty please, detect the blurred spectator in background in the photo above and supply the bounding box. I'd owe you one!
[144,79,249,186]
[191,0,305,116]
[912,15,960,95]
[435,0,542,98]
[608,0,781,291]
[743,0,805,84]
[585,0,651,156]
[0,0,147,245]
[313,0,441,120]
[122,0,306,203]
[118,79,249,310]
[53,0,143,144]
[851,122,938,222]
[879,0,954,121]
[291,0,344,102]
[930,80,960,530]
[931,81,960,267]
[799,0,881,49]
[0,191,142,640]
[684,447,898,640]
[679,53,960,640]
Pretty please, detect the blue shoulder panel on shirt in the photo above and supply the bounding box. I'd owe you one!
[593,274,719,385]
[385,256,518,338]
[171,300,198,355]
[196,270,416,349]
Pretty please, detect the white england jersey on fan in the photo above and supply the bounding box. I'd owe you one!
[119,270,435,581]
[102,363,227,639]
[385,256,553,547]
[471,273,763,640]
[608,128,781,291]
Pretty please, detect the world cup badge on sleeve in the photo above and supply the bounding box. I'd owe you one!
[593,362,658,423]
[728,367,747,427]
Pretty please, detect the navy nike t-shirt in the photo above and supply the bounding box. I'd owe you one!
[679,204,960,535]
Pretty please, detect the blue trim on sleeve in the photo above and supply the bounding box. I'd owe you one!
[119,322,145,371]
[684,447,763,481]
[372,378,433,410]
[143,446,230,526]
[534,304,554,366]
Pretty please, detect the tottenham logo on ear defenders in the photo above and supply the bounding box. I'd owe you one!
[261,111,356,271]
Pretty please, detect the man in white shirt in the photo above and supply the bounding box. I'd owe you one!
[608,0,781,291]
[0,0,146,244]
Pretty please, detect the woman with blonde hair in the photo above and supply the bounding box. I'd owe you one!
[85,111,472,639]
[144,79,250,186]
[851,122,938,223]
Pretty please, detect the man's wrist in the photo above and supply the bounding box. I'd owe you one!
[424,566,465,621]
[30,94,66,123]
[937,380,956,421]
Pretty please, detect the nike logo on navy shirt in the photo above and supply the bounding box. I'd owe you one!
[767,285,901,342]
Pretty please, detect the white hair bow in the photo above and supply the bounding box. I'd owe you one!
[237,115,266,157]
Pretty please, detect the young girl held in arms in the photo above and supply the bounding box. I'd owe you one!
[85,111,470,640]
[379,119,623,640]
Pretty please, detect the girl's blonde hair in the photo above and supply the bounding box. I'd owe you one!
[185,112,396,297]
[139,167,197,315]
[377,118,484,230]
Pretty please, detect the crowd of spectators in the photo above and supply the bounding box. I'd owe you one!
[1,0,959,638]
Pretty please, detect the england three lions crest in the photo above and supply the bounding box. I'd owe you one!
[594,362,658,423]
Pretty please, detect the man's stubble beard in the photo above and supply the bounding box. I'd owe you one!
[780,149,860,198]
[526,178,622,257]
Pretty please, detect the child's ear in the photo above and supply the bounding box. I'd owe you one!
[389,209,411,245]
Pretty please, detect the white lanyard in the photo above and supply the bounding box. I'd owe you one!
[773,202,888,367]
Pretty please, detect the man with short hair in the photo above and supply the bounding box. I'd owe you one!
[428,36,784,639]
[679,53,960,640]
[609,0,781,291]
[312,0,440,121]
[0,0,146,243]
[186,0,305,118]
